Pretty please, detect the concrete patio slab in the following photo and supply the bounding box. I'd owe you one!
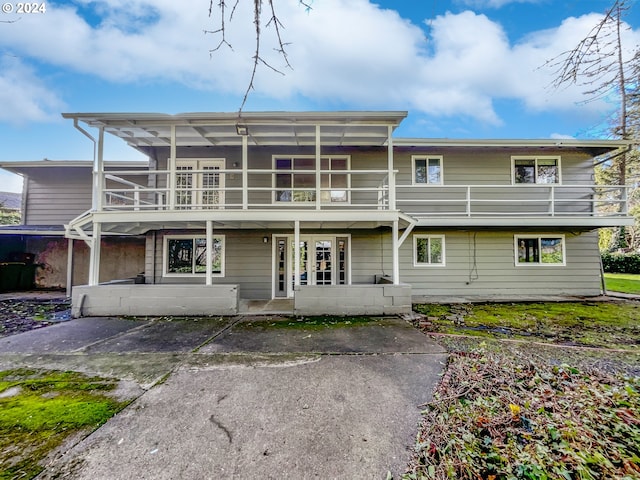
[85,317,235,353]
[41,353,446,480]
[0,317,146,354]
[199,317,444,354]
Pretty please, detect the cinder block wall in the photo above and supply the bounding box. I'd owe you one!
[293,284,412,316]
[72,284,239,317]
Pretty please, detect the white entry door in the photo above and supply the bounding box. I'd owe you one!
[273,235,349,298]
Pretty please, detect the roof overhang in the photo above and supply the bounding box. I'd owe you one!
[0,160,148,175]
[61,111,408,149]
[394,138,632,157]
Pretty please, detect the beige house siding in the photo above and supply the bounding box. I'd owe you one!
[401,229,601,296]
[23,169,93,225]
[143,227,602,299]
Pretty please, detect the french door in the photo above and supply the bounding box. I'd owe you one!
[175,159,225,209]
[274,235,349,298]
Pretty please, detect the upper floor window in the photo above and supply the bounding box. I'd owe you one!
[515,235,565,266]
[413,234,445,267]
[412,156,442,185]
[274,156,349,203]
[512,157,560,184]
[164,235,225,276]
[175,159,225,209]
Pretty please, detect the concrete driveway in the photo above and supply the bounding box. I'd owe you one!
[0,315,447,480]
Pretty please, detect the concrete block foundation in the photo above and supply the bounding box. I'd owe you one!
[72,284,239,317]
[293,284,412,316]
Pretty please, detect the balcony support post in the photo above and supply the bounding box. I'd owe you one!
[169,125,176,210]
[466,186,471,216]
[206,220,213,285]
[242,134,248,209]
[550,186,555,216]
[387,125,396,211]
[392,220,400,285]
[315,125,321,210]
[88,222,101,286]
[95,127,104,211]
[294,220,301,287]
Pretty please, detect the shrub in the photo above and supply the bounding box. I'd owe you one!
[601,252,640,273]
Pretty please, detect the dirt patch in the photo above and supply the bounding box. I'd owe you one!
[0,298,71,338]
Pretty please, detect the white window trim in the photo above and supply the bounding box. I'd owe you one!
[413,234,446,267]
[511,156,562,185]
[514,234,566,267]
[175,158,226,209]
[163,234,226,277]
[272,154,351,204]
[411,155,443,185]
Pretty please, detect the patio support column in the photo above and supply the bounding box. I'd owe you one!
[294,220,301,287]
[387,125,396,211]
[392,219,400,285]
[315,124,321,210]
[169,125,176,209]
[242,134,248,209]
[66,238,74,297]
[88,222,102,286]
[95,127,105,211]
[206,220,213,286]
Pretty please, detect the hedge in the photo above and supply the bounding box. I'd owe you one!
[601,252,640,274]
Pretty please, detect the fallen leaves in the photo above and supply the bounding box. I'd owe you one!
[404,350,640,480]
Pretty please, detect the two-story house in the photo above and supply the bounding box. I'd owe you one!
[0,111,632,316]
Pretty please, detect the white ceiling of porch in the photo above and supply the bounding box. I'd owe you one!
[62,111,408,148]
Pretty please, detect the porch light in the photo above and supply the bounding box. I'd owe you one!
[236,124,249,136]
[263,236,269,244]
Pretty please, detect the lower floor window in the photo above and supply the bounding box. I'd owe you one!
[516,235,564,266]
[165,236,224,276]
[414,235,445,266]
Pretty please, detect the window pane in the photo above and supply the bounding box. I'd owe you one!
[517,238,539,263]
[194,238,207,273]
[541,238,563,264]
[332,158,347,170]
[414,159,427,184]
[416,238,428,263]
[167,239,194,273]
[276,158,291,170]
[430,237,443,264]
[428,158,441,184]
[537,160,558,184]
[294,158,314,170]
[514,160,535,184]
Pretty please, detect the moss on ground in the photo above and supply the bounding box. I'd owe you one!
[414,301,640,349]
[0,369,128,480]
[238,316,386,331]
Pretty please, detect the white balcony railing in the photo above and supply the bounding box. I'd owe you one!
[97,169,630,218]
[396,184,629,217]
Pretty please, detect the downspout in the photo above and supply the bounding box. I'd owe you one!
[70,119,98,209]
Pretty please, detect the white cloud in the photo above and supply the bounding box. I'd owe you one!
[457,0,541,8]
[0,58,65,124]
[550,133,576,140]
[0,0,637,128]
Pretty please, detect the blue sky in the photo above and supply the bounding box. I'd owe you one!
[1,0,639,192]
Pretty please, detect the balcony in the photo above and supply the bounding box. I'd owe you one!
[99,168,392,211]
[95,170,632,228]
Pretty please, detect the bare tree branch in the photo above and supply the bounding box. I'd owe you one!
[206,0,311,112]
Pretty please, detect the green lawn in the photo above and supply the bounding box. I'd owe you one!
[604,272,640,294]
